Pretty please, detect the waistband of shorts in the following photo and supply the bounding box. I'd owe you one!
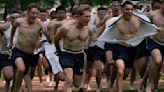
[13,47,34,55]
[150,37,164,46]
[61,48,84,54]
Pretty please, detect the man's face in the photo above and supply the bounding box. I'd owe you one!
[112,2,121,16]
[153,2,161,10]
[98,10,107,19]
[123,4,134,17]
[107,8,113,17]
[80,10,91,26]
[28,7,39,23]
[40,12,47,21]
[56,10,66,20]
[10,16,18,23]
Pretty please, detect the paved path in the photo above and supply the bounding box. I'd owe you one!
[0,76,164,92]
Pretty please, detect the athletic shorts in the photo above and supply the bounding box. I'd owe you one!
[135,39,148,59]
[105,42,113,52]
[0,53,13,68]
[12,47,39,74]
[147,38,164,58]
[59,50,84,75]
[109,44,137,68]
[94,46,106,64]
[85,46,96,61]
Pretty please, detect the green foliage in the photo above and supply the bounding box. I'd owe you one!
[36,0,54,10]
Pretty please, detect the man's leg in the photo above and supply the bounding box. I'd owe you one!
[94,60,104,92]
[24,67,33,92]
[115,59,125,92]
[84,60,93,90]
[62,68,73,92]
[130,57,146,88]
[105,50,113,84]
[12,57,26,92]
[147,49,162,92]
[3,66,14,92]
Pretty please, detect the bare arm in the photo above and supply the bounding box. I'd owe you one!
[54,26,67,54]
[9,21,19,48]
[0,22,10,32]
[38,20,51,43]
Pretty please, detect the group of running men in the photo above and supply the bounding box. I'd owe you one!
[0,0,164,92]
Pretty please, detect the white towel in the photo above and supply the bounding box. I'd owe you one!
[43,42,63,74]
[98,12,159,47]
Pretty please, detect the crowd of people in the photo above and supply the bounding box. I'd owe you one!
[0,0,164,92]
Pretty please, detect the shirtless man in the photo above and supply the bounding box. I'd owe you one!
[106,1,148,92]
[0,13,19,91]
[48,6,66,89]
[144,1,164,91]
[54,4,91,92]
[9,3,48,92]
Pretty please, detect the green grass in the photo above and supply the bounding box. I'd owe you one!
[160,75,164,80]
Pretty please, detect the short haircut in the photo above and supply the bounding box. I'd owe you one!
[27,3,38,11]
[121,0,134,8]
[56,6,66,13]
[10,8,21,14]
[76,4,90,16]
[40,8,46,13]
[112,0,120,6]
[97,7,107,12]
[71,6,78,16]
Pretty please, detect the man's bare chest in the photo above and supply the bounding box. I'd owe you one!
[117,22,139,34]
[66,28,89,41]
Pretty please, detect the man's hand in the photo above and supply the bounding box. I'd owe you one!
[7,43,13,49]
[157,27,164,32]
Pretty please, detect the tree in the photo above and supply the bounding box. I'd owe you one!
[4,0,20,19]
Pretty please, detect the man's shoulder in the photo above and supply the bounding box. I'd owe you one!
[16,17,25,23]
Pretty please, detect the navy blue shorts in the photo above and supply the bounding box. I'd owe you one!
[12,47,39,74]
[105,42,113,52]
[59,51,84,75]
[147,38,164,58]
[0,53,13,68]
[135,39,148,59]
[85,46,96,61]
[94,46,106,64]
[110,44,137,68]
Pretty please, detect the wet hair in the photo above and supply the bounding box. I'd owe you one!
[27,3,38,11]
[76,4,90,16]
[121,0,134,8]
[56,6,66,13]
